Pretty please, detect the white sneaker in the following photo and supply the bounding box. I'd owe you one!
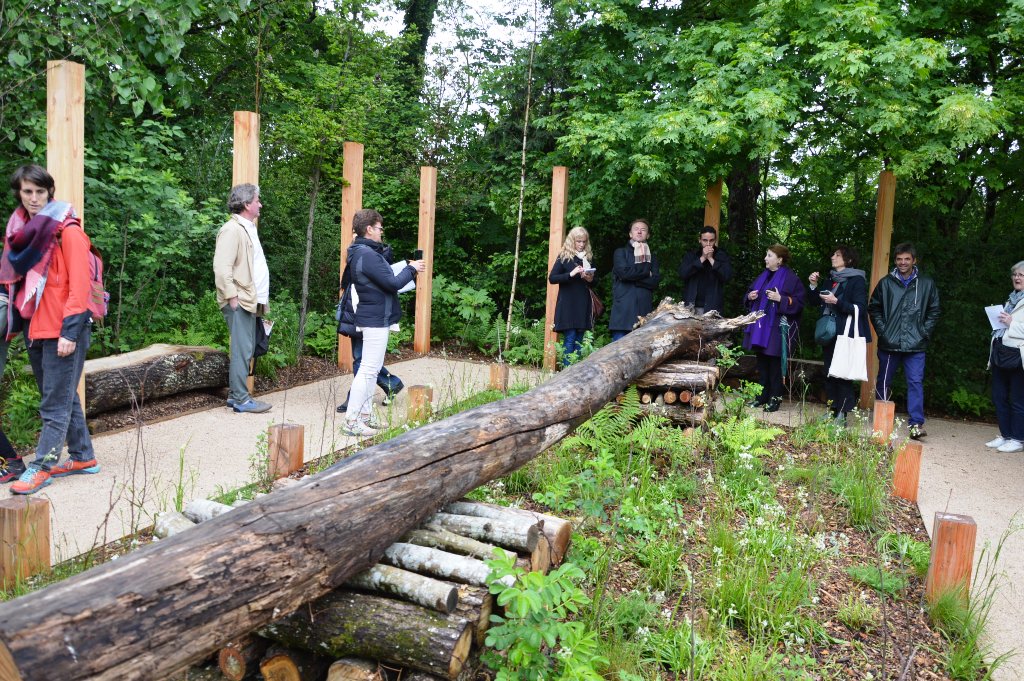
[985,436,1006,448]
[996,439,1023,453]
[343,420,379,438]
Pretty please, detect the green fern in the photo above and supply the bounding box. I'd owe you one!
[563,386,643,453]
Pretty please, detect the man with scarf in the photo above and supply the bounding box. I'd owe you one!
[868,243,941,440]
[2,164,99,494]
[609,218,661,341]
[214,183,272,414]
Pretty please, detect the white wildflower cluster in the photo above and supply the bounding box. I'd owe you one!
[811,530,850,556]
[635,626,651,641]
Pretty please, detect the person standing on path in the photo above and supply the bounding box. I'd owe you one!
[609,218,661,341]
[2,164,100,494]
[213,183,273,414]
[985,260,1024,453]
[677,226,733,315]
[868,242,940,440]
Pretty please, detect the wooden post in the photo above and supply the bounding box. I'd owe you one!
[892,440,921,502]
[338,142,364,372]
[0,497,51,589]
[861,170,895,408]
[414,167,436,355]
[872,399,896,444]
[267,424,305,479]
[233,111,260,396]
[488,363,509,392]
[925,512,977,603]
[704,179,723,229]
[544,167,569,372]
[408,385,433,421]
[47,61,86,410]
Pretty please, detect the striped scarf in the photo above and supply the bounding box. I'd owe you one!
[0,200,74,320]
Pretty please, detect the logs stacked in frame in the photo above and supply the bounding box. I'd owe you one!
[635,359,718,426]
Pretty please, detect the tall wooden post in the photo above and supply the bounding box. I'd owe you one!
[47,61,86,408]
[544,167,569,372]
[232,111,260,395]
[0,498,51,588]
[338,142,364,372]
[861,170,895,408]
[414,167,436,355]
[704,179,723,229]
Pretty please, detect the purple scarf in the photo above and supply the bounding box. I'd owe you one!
[744,267,789,350]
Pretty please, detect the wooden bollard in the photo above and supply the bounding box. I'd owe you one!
[0,497,51,588]
[408,385,433,421]
[872,400,896,444]
[892,441,922,502]
[268,423,305,479]
[925,512,977,603]
[489,363,509,392]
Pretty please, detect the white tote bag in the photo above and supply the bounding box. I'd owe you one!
[828,304,868,381]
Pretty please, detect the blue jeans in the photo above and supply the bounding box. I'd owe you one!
[875,350,926,426]
[560,329,584,366]
[610,330,628,341]
[27,328,95,470]
[991,364,1024,441]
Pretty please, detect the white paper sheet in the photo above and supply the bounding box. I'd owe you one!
[986,305,1007,330]
[392,260,416,294]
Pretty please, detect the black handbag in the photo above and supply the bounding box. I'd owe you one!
[992,337,1022,370]
[253,317,270,358]
[335,285,360,339]
[814,314,837,345]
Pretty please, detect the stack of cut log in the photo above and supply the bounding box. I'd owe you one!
[162,494,573,681]
[634,359,719,426]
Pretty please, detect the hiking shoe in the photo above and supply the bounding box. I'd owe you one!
[909,425,926,440]
[50,458,101,477]
[0,458,26,484]
[996,439,1023,453]
[11,467,51,495]
[233,398,272,414]
[985,436,1007,448]
[343,420,379,438]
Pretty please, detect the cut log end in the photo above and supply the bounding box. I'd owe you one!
[448,626,473,680]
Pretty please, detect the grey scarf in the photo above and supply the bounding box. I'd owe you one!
[994,289,1024,339]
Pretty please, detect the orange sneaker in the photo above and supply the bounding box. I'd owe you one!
[50,458,101,477]
[11,467,52,495]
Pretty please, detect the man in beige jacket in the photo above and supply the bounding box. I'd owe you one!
[213,184,272,413]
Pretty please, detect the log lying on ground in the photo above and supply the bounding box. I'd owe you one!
[427,512,539,552]
[345,564,458,614]
[403,526,514,562]
[382,543,508,588]
[261,591,473,680]
[446,501,574,565]
[259,644,331,681]
[84,344,229,416]
[454,585,493,646]
[327,658,383,681]
[154,511,197,539]
[634,360,720,393]
[638,402,710,427]
[218,635,270,681]
[0,304,758,681]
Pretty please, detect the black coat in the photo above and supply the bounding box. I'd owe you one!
[347,237,416,328]
[549,256,595,332]
[677,246,733,313]
[812,272,871,340]
[868,269,940,353]
[610,243,661,332]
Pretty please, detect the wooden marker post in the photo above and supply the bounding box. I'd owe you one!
[892,440,922,502]
[861,170,895,408]
[872,399,896,444]
[704,179,722,229]
[408,385,433,421]
[414,167,436,355]
[267,424,305,479]
[0,497,51,588]
[47,61,86,409]
[338,142,364,372]
[925,512,977,603]
[544,167,569,372]
[232,111,260,396]
[489,363,509,392]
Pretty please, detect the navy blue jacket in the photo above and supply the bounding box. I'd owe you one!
[348,238,416,328]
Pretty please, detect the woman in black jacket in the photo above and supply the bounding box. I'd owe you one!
[549,227,597,366]
[342,209,424,437]
[808,245,870,423]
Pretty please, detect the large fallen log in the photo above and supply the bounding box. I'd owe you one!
[0,305,758,681]
[84,344,229,416]
[634,360,720,392]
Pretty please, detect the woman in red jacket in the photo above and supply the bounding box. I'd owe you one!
[1,164,99,494]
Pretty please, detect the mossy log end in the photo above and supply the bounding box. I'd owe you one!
[0,305,758,681]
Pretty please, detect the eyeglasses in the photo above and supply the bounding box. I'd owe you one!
[1013,273,1024,279]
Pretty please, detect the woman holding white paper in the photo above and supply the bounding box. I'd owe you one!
[549,227,597,366]
[986,261,1024,453]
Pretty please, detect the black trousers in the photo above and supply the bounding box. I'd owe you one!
[756,352,784,402]
[823,340,858,415]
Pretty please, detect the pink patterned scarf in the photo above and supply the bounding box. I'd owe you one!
[0,201,73,319]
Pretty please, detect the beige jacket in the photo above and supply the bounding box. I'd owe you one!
[213,217,257,313]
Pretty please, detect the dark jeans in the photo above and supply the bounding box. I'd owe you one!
[823,340,858,415]
[875,350,926,426]
[991,364,1024,441]
[610,330,628,341]
[756,352,784,402]
[344,336,402,403]
[560,329,585,367]
[27,328,94,470]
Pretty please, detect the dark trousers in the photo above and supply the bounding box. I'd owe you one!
[756,352,784,402]
[991,364,1024,441]
[823,340,858,415]
[875,350,926,426]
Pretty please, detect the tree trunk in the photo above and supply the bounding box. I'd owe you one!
[0,306,758,681]
[83,344,228,416]
[403,526,514,562]
[634,361,720,393]
[726,158,762,277]
[381,543,507,588]
[445,502,573,565]
[296,161,321,358]
[345,564,458,614]
[426,512,539,552]
[261,591,473,680]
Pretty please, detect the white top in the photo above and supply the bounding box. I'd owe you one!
[235,215,270,304]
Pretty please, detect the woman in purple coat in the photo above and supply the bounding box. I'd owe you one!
[742,244,805,412]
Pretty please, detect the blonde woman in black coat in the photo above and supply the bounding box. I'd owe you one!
[549,227,596,366]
